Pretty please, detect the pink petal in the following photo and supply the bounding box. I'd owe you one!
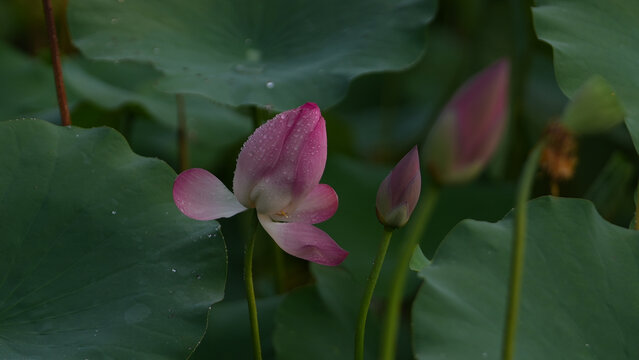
[258,214,348,266]
[233,103,327,215]
[173,168,246,220]
[272,184,338,224]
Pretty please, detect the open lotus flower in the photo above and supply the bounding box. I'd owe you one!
[173,103,348,266]
[376,146,421,228]
[424,59,510,185]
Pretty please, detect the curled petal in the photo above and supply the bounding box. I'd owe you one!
[173,168,246,220]
[272,184,338,224]
[233,103,327,214]
[258,214,348,266]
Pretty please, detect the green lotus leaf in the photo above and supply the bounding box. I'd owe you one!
[68,0,437,110]
[0,119,226,358]
[413,197,639,359]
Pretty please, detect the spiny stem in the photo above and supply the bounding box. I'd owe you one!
[245,211,263,360]
[176,94,189,171]
[501,141,544,360]
[41,0,70,126]
[354,228,394,360]
[380,182,440,360]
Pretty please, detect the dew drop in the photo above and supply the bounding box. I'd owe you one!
[171,268,177,273]
[111,210,117,215]
[266,81,275,89]
[110,18,119,24]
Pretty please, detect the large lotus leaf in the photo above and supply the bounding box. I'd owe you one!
[532,0,639,151]
[0,119,226,358]
[67,0,437,110]
[63,58,252,168]
[413,197,639,359]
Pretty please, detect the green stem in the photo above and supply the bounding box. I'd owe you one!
[501,141,544,360]
[176,94,189,171]
[354,228,394,360]
[380,182,440,360]
[245,212,263,360]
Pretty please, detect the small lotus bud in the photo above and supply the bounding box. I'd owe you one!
[376,147,421,229]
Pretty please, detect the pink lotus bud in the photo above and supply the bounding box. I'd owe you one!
[233,102,327,215]
[376,146,421,229]
[424,59,510,185]
[173,103,347,266]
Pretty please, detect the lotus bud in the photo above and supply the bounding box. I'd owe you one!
[424,59,510,185]
[376,146,421,229]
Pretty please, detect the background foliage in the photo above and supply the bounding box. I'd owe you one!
[1,0,637,359]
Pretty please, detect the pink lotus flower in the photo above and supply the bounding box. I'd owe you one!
[376,146,421,228]
[424,59,510,184]
[173,103,347,266]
